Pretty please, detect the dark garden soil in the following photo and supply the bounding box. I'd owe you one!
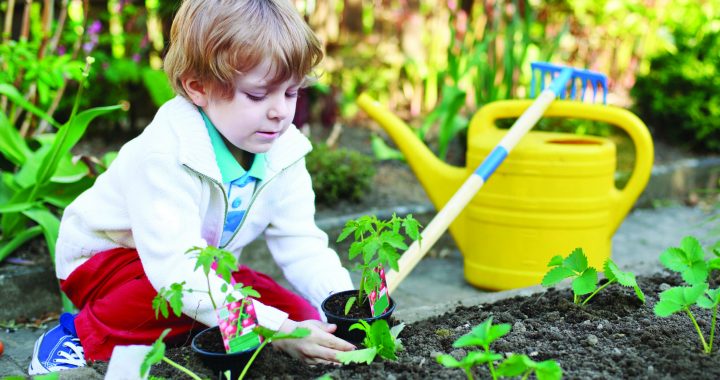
[128,271,720,380]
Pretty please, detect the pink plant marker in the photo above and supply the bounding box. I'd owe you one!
[369,266,390,317]
[216,298,262,353]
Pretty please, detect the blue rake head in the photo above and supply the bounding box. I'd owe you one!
[530,62,609,104]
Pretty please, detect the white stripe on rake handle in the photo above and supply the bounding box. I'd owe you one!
[386,88,561,293]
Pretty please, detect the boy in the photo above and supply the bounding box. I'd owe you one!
[29,0,355,375]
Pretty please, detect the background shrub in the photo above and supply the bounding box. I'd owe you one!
[306,143,375,206]
[631,30,720,152]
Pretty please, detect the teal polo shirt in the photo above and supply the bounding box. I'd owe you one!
[200,110,266,246]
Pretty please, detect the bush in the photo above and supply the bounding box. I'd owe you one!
[306,143,375,205]
[631,30,720,152]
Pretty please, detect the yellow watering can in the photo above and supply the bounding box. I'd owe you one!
[357,94,654,290]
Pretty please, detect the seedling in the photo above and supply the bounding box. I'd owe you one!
[153,246,260,317]
[149,246,310,377]
[541,247,645,305]
[436,317,562,380]
[654,236,720,354]
[336,213,421,313]
[140,326,310,380]
[336,319,405,364]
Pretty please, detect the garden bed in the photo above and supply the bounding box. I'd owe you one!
[129,271,719,379]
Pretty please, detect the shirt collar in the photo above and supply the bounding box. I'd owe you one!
[199,108,266,183]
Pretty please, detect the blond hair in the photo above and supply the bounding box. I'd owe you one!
[163,0,323,100]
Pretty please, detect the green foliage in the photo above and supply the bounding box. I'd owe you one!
[631,27,720,152]
[654,236,720,353]
[416,1,566,160]
[305,143,375,205]
[0,60,123,265]
[436,316,562,380]
[336,319,405,364]
[542,248,645,305]
[337,213,421,307]
[152,246,258,316]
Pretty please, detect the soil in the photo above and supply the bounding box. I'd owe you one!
[128,271,720,380]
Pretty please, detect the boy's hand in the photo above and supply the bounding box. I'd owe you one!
[272,319,355,365]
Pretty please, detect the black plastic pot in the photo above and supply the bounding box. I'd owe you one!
[320,289,396,344]
[191,326,258,378]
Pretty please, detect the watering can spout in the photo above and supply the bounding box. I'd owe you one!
[357,93,467,211]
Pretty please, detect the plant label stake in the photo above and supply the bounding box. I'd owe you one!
[217,299,262,354]
[383,62,609,292]
[369,266,390,317]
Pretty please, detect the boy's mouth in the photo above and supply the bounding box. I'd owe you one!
[256,130,280,138]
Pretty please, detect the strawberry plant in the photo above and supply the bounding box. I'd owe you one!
[336,213,421,312]
[336,319,405,364]
[436,316,562,380]
[654,236,720,354]
[541,247,645,305]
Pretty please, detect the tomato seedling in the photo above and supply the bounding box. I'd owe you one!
[336,213,421,313]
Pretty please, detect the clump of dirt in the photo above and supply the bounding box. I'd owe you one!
[143,272,720,379]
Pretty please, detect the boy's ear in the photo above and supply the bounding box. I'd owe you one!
[181,77,209,107]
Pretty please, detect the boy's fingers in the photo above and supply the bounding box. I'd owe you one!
[322,334,355,351]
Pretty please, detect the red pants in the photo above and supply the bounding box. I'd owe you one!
[60,247,319,361]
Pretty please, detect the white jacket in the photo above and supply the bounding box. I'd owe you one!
[55,96,353,329]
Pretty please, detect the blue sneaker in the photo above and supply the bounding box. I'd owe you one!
[28,313,86,375]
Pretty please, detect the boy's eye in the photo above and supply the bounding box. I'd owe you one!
[245,93,266,102]
[285,91,298,98]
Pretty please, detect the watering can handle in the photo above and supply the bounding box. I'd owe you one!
[471,100,654,235]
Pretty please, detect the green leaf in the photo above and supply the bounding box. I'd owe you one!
[344,296,356,315]
[541,266,574,287]
[336,224,357,243]
[0,83,61,129]
[436,354,462,368]
[697,288,720,309]
[141,328,171,377]
[496,354,534,377]
[547,255,564,267]
[0,225,42,262]
[564,248,588,273]
[453,317,511,348]
[254,326,310,341]
[659,237,709,285]
[604,259,645,303]
[572,268,598,296]
[0,110,31,166]
[369,319,397,360]
[654,284,708,317]
[336,347,378,365]
[401,215,421,241]
[370,134,405,161]
[22,207,60,261]
[535,359,563,380]
[35,104,123,186]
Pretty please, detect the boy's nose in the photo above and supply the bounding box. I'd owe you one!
[268,96,290,120]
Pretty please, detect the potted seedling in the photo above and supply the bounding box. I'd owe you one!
[321,213,421,343]
[152,246,309,377]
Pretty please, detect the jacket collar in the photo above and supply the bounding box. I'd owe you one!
[161,96,311,183]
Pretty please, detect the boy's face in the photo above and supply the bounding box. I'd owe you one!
[200,59,300,154]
